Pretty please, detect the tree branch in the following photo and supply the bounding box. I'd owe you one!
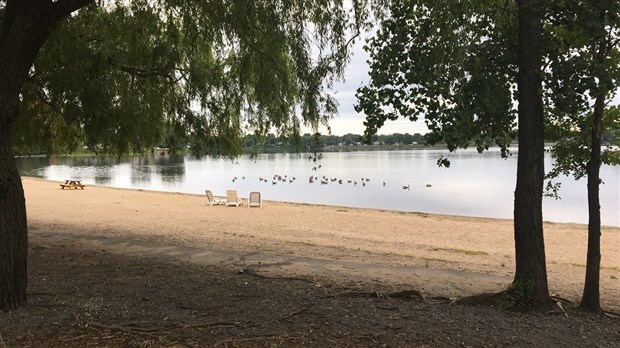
[119,66,175,81]
[239,37,289,84]
[52,0,95,21]
[25,76,68,119]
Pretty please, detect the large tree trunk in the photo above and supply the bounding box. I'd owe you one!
[0,1,64,310]
[580,85,604,313]
[0,109,29,310]
[513,0,550,307]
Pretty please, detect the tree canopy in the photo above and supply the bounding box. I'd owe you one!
[9,0,373,157]
[544,0,620,182]
[355,0,518,166]
[0,0,380,310]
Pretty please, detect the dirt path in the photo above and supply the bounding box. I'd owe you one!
[30,227,509,299]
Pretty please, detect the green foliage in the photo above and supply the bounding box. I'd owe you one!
[355,0,518,164]
[9,0,374,157]
[500,278,535,310]
[356,0,619,176]
[545,107,620,197]
[544,0,620,192]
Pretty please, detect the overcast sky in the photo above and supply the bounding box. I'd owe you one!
[311,39,429,136]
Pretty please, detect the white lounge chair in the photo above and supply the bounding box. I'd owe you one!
[226,189,242,207]
[248,191,262,208]
[204,190,224,206]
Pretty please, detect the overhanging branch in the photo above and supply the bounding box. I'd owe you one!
[52,0,95,21]
[120,66,175,80]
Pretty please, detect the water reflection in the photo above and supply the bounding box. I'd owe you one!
[126,155,186,185]
[15,149,620,226]
[16,154,187,188]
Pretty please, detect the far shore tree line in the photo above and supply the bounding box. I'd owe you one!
[14,129,619,156]
[12,132,429,155]
[246,132,428,150]
[1,0,619,317]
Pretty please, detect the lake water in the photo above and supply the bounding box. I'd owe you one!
[16,148,620,226]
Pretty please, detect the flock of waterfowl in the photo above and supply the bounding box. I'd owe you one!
[257,174,297,184]
[231,174,432,190]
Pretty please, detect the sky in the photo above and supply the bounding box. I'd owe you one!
[310,39,429,136]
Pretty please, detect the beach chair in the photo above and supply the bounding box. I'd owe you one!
[226,189,242,207]
[248,191,262,208]
[204,190,224,206]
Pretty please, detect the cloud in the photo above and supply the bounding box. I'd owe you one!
[325,38,426,136]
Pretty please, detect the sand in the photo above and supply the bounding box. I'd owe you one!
[22,177,620,310]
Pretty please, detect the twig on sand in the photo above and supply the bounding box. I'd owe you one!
[555,301,568,317]
[279,305,312,320]
[389,290,428,303]
[88,322,161,339]
[239,268,317,285]
[179,322,244,329]
[322,290,428,303]
[214,335,284,347]
[322,291,384,299]
[88,320,244,335]
[60,335,87,342]
[550,294,575,304]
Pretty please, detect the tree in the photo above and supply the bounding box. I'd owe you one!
[356,0,552,306]
[513,0,549,307]
[0,0,371,310]
[544,0,620,312]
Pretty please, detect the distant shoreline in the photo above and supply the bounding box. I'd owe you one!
[14,143,489,158]
[18,141,620,158]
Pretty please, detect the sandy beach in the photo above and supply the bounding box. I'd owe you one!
[22,177,620,310]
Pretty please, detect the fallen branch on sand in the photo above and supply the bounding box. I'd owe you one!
[279,306,312,320]
[88,320,244,335]
[322,289,428,303]
[239,268,318,284]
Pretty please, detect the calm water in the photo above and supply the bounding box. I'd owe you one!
[16,149,620,226]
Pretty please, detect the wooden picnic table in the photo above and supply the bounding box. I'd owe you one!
[60,179,85,190]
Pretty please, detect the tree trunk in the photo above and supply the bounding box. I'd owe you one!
[0,111,29,310]
[0,1,61,310]
[513,0,550,307]
[580,83,604,313]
